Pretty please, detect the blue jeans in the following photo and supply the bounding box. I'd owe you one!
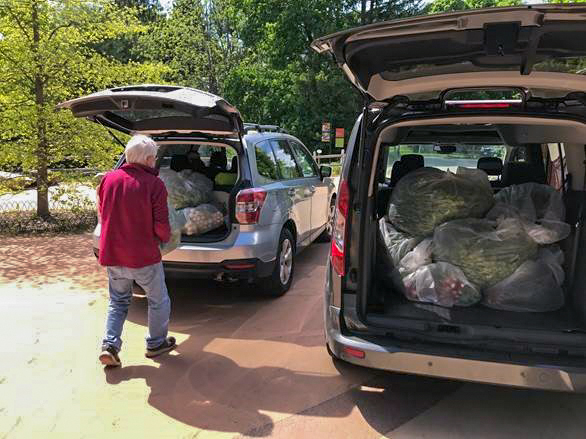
[103,262,170,351]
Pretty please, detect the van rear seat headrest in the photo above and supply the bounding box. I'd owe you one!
[400,154,424,169]
[477,157,503,176]
[390,154,424,186]
[501,161,546,186]
[170,155,190,172]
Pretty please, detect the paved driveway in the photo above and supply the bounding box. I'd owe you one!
[1,234,586,438]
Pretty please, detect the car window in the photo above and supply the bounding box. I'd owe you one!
[289,140,318,177]
[255,140,279,182]
[270,139,302,179]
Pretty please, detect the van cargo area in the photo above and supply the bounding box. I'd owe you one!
[360,121,586,357]
[157,141,241,244]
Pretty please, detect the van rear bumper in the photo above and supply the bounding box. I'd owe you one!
[326,306,586,392]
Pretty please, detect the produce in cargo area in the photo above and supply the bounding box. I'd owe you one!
[433,217,538,288]
[378,218,420,266]
[456,166,492,192]
[388,167,494,237]
[159,168,213,209]
[402,261,481,307]
[398,238,433,277]
[483,246,565,312]
[160,202,187,255]
[183,204,225,236]
[488,183,570,244]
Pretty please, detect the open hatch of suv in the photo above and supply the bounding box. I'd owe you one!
[58,85,335,296]
[314,5,586,391]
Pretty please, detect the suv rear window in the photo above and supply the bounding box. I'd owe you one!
[255,140,279,182]
[270,139,302,179]
[289,140,318,177]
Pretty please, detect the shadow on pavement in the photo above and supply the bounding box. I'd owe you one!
[0,233,106,291]
[105,242,460,436]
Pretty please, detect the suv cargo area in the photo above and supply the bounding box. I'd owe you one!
[356,121,586,359]
[156,141,242,244]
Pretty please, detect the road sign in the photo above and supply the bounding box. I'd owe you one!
[335,128,344,138]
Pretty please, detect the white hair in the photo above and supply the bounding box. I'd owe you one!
[125,135,158,165]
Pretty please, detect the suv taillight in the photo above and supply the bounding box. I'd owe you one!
[331,179,349,276]
[236,188,267,224]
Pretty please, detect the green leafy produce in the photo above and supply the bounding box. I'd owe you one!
[159,168,212,210]
[433,218,538,288]
[388,168,494,237]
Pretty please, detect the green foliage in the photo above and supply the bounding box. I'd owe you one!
[428,0,521,14]
[0,0,167,216]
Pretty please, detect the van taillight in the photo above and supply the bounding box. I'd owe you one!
[236,188,267,224]
[331,179,349,276]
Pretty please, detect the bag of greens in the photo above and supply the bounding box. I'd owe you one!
[388,167,494,237]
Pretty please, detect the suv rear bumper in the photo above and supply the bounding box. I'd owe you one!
[326,306,586,392]
[93,223,282,278]
[163,258,274,279]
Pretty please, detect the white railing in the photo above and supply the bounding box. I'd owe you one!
[313,150,345,166]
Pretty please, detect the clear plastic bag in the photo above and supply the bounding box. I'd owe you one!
[159,168,213,210]
[488,183,570,245]
[160,202,187,255]
[398,238,433,277]
[388,167,494,237]
[433,217,538,288]
[182,204,225,236]
[482,246,565,312]
[378,218,420,266]
[402,262,481,307]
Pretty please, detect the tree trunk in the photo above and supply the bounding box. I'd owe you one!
[361,0,367,25]
[32,0,49,218]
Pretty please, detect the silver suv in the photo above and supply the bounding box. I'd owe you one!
[58,86,336,295]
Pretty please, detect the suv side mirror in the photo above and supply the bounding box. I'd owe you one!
[320,165,332,179]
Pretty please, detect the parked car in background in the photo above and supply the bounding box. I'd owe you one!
[58,86,336,296]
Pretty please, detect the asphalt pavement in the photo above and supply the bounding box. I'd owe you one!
[2,234,586,438]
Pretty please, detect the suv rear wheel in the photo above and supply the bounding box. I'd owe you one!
[259,228,295,296]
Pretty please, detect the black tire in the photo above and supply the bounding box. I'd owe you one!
[317,196,336,243]
[258,228,295,296]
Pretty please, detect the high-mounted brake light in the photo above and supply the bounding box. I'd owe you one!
[331,179,349,276]
[457,103,511,109]
[445,99,522,110]
[236,188,267,224]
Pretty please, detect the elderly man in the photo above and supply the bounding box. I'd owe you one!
[97,135,176,367]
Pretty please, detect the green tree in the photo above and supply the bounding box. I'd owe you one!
[140,0,243,93]
[428,0,521,14]
[222,0,424,151]
[0,0,166,217]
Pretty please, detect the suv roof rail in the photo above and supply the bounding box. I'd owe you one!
[243,123,289,134]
